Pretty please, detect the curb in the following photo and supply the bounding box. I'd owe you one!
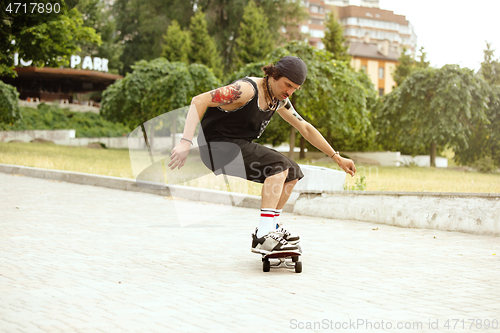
[0,163,294,213]
[294,192,500,237]
[298,190,500,198]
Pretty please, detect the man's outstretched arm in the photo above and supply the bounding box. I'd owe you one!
[168,81,253,170]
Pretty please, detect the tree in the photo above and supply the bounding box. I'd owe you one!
[162,20,191,63]
[100,58,220,129]
[454,42,500,168]
[377,65,490,166]
[454,85,500,168]
[257,0,308,43]
[0,81,20,125]
[0,4,101,76]
[188,9,223,78]
[233,0,273,69]
[322,10,350,62]
[76,0,124,74]
[479,41,500,86]
[110,0,306,75]
[112,0,194,74]
[392,46,430,86]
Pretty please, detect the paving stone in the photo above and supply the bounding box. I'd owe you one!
[1,172,499,332]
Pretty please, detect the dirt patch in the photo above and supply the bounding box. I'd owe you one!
[87,142,106,149]
[30,138,55,144]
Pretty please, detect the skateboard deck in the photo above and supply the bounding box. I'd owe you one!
[262,251,302,273]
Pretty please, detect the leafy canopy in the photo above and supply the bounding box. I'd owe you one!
[479,41,500,86]
[234,0,273,69]
[100,58,220,129]
[1,2,101,76]
[454,43,500,167]
[162,20,191,63]
[188,9,223,78]
[377,65,490,157]
[322,10,350,62]
[392,46,430,86]
[0,81,21,125]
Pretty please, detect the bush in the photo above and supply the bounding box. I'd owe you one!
[474,156,498,173]
[0,81,21,125]
[0,103,130,137]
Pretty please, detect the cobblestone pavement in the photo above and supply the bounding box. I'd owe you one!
[1,172,499,333]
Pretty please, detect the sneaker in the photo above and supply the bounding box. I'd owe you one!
[275,224,300,245]
[251,229,301,255]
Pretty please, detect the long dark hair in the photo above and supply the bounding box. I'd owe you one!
[261,64,283,80]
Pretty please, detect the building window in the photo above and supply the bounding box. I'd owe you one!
[379,67,384,79]
[379,88,384,96]
[311,18,324,25]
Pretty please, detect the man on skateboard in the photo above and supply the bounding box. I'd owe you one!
[169,56,356,256]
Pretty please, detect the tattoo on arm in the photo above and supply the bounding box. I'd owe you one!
[293,111,304,121]
[284,99,304,121]
[210,83,243,106]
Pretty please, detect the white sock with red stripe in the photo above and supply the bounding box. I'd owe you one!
[257,208,276,238]
[274,209,283,229]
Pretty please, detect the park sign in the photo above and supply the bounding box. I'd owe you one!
[13,53,110,72]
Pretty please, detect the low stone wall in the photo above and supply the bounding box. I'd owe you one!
[19,100,100,113]
[0,129,181,150]
[294,191,500,236]
[343,151,448,167]
[0,129,76,143]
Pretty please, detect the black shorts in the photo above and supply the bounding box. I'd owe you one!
[198,138,304,184]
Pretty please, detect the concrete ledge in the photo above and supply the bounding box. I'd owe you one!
[294,192,500,236]
[297,190,500,198]
[0,163,294,212]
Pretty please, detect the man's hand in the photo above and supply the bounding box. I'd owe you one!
[168,140,191,170]
[334,155,356,177]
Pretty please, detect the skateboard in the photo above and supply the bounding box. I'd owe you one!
[261,250,302,273]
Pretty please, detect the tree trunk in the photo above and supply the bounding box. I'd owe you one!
[299,136,306,159]
[171,116,177,150]
[430,141,437,167]
[149,121,155,151]
[326,129,332,144]
[289,126,296,160]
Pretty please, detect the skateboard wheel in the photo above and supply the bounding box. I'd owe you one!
[263,259,270,272]
[295,261,302,273]
[292,256,299,262]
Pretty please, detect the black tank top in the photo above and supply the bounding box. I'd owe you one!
[200,77,283,142]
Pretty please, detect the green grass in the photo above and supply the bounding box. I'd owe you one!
[0,142,134,179]
[296,158,500,193]
[1,142,499,194]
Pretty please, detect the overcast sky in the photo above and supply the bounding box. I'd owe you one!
[351,0,500,71]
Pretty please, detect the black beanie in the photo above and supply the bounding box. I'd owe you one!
[275,56,307,85]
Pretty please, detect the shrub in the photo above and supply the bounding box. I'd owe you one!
[474,156,497,173]
[0,104,130,137]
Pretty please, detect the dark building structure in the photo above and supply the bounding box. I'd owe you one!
[1,67,122,103]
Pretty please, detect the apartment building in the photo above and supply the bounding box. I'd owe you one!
[300,0,417,95]
[336,5,417,54]
[337,4,416,94]
[301,0,334,49]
